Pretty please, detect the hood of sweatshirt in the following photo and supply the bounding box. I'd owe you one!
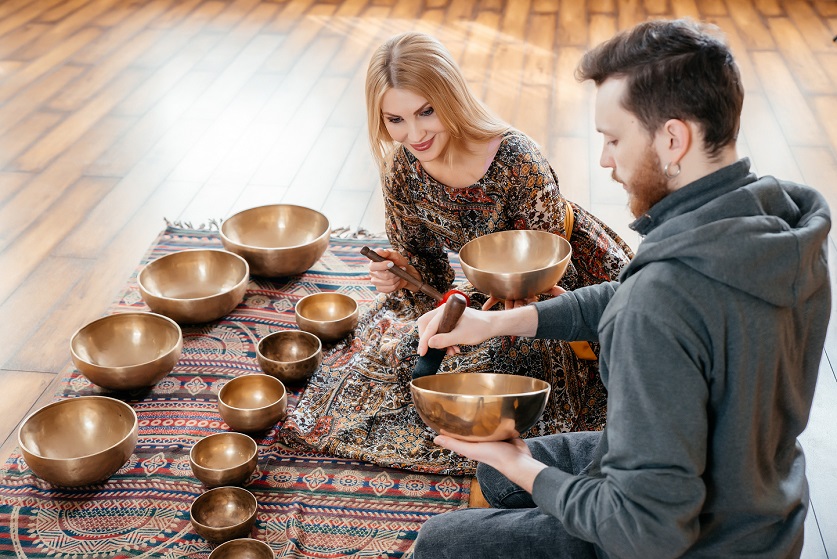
[623,159,831,308]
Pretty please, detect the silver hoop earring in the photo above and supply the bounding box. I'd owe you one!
[664,161,681,179]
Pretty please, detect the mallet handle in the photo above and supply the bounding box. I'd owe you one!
[360,246,444,301]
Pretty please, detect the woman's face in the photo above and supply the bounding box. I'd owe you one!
[381,88,450,164]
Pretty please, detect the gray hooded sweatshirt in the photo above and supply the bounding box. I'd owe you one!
[530,159,830,558]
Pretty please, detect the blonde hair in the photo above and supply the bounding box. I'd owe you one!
[365,32,509,175]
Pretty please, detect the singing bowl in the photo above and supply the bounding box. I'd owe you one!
[210,538,275,559]
[190,486,258,544]
[218,374,287,432]
[70,312,183,391]
[190,432,258,488]
[410,373,550,442]
[18,396,138,486]
[137,249,249,324]
[459,230,572,301]
[294,292,359,344]
[220,204,331,277]
[256,330,322,383]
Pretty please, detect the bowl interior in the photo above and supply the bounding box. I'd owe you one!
[71,313,181,368]
[459,230,570,275]
[139,250,248,300]
[19,397,136,459]
[191,433,258,470]
[258,331,320,364]
[191,487,257,528]
[219,375,285,410]
[295,293,357,322]
[222,205,329,249]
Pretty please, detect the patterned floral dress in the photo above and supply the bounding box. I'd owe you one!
[281,131,633,475]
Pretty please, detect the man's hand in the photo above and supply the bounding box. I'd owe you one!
[417,306,497,356]
[434,435,547,494]
[368,248,422,293]
[481,285,567,311]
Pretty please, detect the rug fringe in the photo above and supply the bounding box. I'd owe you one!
[162,218,386,239]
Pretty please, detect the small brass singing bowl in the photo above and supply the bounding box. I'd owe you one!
[256,330,322,383]
[220,204,331,277]
[189,432,258,488]
[209,538,275,559]
[294,292,359,344]
[137,249,249,324]
[410,373,551,442]
[18,396,138,487]
[218,374,287,432]
[190,486,258,544]
[459,230,572,301]
[70,312,183,391]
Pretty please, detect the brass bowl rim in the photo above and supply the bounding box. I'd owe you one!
[218,375,286,413]
[220,204,331,251]
[459,231,571,276]
[294,293,359,324]
[69,312,183,369]
[209,538,274,558]
[188,432,259,466]
[410,374,551,398]
[189,485,258,528]
[137,249,250,303]
[18,396,138,461]
[256,331,322,366]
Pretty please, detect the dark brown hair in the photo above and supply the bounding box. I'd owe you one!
[576,19,743,158]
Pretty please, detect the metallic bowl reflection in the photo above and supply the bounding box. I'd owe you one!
[18,396,138,486]
[256,330,322,383]
[220,204,330,277]
[137,249,249,324]
[459,230,572,301]
[190,486,258,544]
[294,292,358,344]
[218,374,287,432]
[410,373,550,442]
[70,312,182,391]
[189,432,258,488]
[209,538,275,559]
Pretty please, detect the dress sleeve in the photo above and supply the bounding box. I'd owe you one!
[505,135,632,287]
[383,150,456,295]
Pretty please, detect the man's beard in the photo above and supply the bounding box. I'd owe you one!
[613,148,672,218]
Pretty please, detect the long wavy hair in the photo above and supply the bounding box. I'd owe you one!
[365,32,509,175]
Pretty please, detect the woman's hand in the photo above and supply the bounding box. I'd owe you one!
[481,285,567,311]
[368,248,422,293]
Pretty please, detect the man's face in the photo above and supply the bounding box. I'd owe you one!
[595,77,671,218]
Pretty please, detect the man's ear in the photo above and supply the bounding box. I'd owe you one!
[656,118,691,164]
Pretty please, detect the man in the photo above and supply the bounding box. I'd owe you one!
[413,19,830,559]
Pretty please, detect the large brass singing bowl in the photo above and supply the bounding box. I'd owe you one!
[190,432,258,488]
[294,292,359,344]
[190,486,258,544]
[257,330,322,383]
[410,373,550,442]
[18,396,138,486]
[218,374,287,432]
[70,312,183,391]
[137,249,249,324]
[459,230,572,301]
[220,204,331,277]
[209,538,275,559]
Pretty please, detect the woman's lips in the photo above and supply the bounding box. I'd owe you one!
[411,137,434,152]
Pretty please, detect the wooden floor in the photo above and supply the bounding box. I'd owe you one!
[0,0,835,555]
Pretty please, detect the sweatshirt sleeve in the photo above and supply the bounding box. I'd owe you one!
[533,281,618,341]
[531,278,708,559]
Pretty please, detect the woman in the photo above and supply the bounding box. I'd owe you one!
[280,32,632,475]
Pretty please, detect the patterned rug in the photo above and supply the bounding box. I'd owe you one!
[0,226,471,558]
